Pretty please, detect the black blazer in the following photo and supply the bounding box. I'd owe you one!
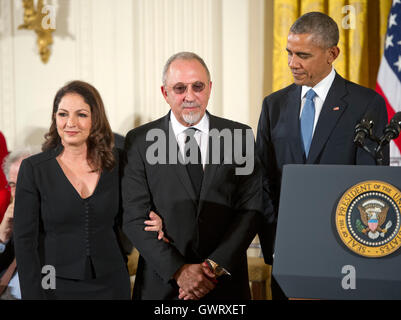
[13,146,128,299]
[122,111,262,299]
[256,73,389,264]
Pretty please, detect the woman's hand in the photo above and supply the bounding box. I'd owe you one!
[144,211,170,243]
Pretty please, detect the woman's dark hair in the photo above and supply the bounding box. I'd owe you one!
[43,80,115,171]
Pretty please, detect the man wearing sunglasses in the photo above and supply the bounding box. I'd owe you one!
[122,52,262,300]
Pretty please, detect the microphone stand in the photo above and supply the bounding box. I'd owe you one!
[356,112,401,165]
[354,120,384,165]
[374,142,386,166]
[375,117,401,166]
[357,136,384,166]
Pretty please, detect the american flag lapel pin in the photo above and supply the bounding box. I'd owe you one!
[333,106,340,111]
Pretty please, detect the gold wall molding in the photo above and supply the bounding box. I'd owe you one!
[18,0,55,63]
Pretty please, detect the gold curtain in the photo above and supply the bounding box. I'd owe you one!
[270,0,392,93]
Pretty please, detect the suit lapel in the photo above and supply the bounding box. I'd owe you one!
[162,112,198,203]
[286,85,305,164]
[307,73,348,164]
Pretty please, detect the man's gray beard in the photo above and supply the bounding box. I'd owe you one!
[182,110,201,126]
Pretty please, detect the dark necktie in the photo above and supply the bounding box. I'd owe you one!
[184,128,203,199]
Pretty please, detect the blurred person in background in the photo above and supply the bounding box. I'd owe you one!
[0,147,36,300]
[0,132,10,223]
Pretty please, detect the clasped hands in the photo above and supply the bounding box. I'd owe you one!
[173,262,217,300]
[144,210,217,300]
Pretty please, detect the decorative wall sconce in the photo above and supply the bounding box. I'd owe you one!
[18,0,55,64]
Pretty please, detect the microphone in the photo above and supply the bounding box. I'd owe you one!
[354,112,375,148]
[380,112,401,145]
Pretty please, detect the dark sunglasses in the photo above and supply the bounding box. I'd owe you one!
[170,81,206,95]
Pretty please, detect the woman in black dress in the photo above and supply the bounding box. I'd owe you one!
[13,80,131,299]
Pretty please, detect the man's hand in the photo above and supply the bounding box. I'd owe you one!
[144,210,170,243]
[178,262,217,300]
[0,202,14,243]
[174,263,217,300]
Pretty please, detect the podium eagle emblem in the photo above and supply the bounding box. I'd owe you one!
[335,181,401,258]
[357,199,391,240]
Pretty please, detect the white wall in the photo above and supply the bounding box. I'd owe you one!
[0,0,265,150]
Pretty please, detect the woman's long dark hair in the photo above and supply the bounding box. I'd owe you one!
[43,80,115,171]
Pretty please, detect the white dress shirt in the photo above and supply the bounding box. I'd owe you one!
[300,67,336,136]
[170,111,209,169]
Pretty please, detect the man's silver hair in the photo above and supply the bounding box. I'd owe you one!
[290,12,339,48]
[162,51,211,86]
[2,146,39,181]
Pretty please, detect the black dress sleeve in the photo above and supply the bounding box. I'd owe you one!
[13,159,46,299]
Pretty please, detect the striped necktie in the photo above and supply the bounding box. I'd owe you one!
[184,128,203,198]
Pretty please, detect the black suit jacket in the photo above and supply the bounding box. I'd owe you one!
[256,73,389,264]
[13,146,128,299]
[122,111,262,299]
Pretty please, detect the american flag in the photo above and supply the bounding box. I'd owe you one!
[376,0,401,166]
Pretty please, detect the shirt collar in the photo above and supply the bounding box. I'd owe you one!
[301,67,336,101]
[170,111,209,137]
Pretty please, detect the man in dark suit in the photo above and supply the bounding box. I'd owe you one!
[256,12,389,299]
[122,52,261,300]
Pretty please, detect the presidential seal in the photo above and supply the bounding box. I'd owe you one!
[335,181,401,258]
